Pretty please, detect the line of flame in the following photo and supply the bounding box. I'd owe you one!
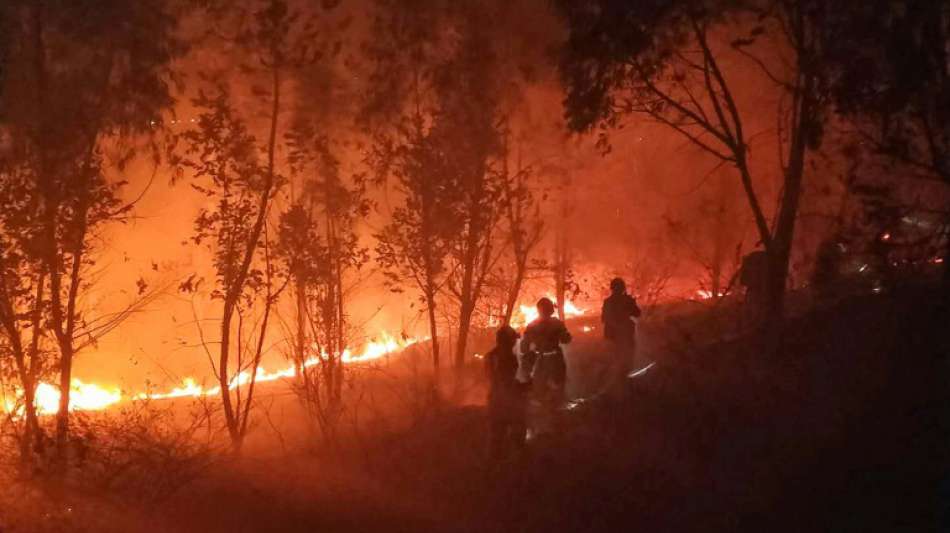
[4,296,588,417]
[2,332,419,417]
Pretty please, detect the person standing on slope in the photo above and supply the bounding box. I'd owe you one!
[601,277,641,395]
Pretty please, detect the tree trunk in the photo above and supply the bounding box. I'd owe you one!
[17,368,41,470]
[219,307,239,446]
[54,190,89,460]
[503,258,527,325]
[764,77,812,344]
[426,293,440,375]
[454,302,474,372]
[454,251,477,372]
[295,279,307,368]
[555,229,568,320]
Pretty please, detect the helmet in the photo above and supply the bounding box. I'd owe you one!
[536,297,555,316]
[495,325,520,345]
[610,277,626,293]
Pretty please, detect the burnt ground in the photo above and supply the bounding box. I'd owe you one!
[3,285,949,532]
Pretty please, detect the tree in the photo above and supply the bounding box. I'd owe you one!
[372,123,457,376]
[367,0,551,377]
[0,0,183,461]
[0,160,52,468]
[280,126,369,442]
[181,0,339,451]
[365,0,462,377]
[181,85,284,451]
[497,126,546,325]
[435,16,506,377]
[558,0,829,334]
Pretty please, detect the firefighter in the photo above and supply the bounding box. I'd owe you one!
[521,297,572,415]
[601,277,641,392]
[485,325,529,459]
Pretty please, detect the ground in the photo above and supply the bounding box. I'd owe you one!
[2,285,948,532]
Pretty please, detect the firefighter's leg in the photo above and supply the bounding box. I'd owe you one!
[489,415,506,459]
[549,355,568,432]
[604,340,628,401]
[552,354,567,405]
[510,414,527,454]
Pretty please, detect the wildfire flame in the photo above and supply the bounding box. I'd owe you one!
[3,331,418,417]
[509,296,585,329]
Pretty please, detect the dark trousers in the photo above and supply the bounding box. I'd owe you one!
[490,412,526,459]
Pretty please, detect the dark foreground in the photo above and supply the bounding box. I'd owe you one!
[3,286,949,532]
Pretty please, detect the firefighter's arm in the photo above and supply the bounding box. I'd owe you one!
[630,298,642,318]
[559,323,573,345]
[520,328,534,356]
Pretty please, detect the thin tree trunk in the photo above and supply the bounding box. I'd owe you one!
[218,52,282,450]
[54,188,89,459]
[503,258,527,325]
[454,248,478,372]
[219,308,239,443]
[555,224,568,320]
[454,303,474,371]
[426,292,440,374]
[765,75,813,342]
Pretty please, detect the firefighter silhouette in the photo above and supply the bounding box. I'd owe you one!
[601,277,641,394]
[485,325,529,459]
[521,297,572,431]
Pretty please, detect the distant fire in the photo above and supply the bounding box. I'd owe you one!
[695,289,716,300]
[3,332,418,417]
[511,296,585,329]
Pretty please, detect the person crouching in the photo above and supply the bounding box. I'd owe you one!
[486,325,530,460]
